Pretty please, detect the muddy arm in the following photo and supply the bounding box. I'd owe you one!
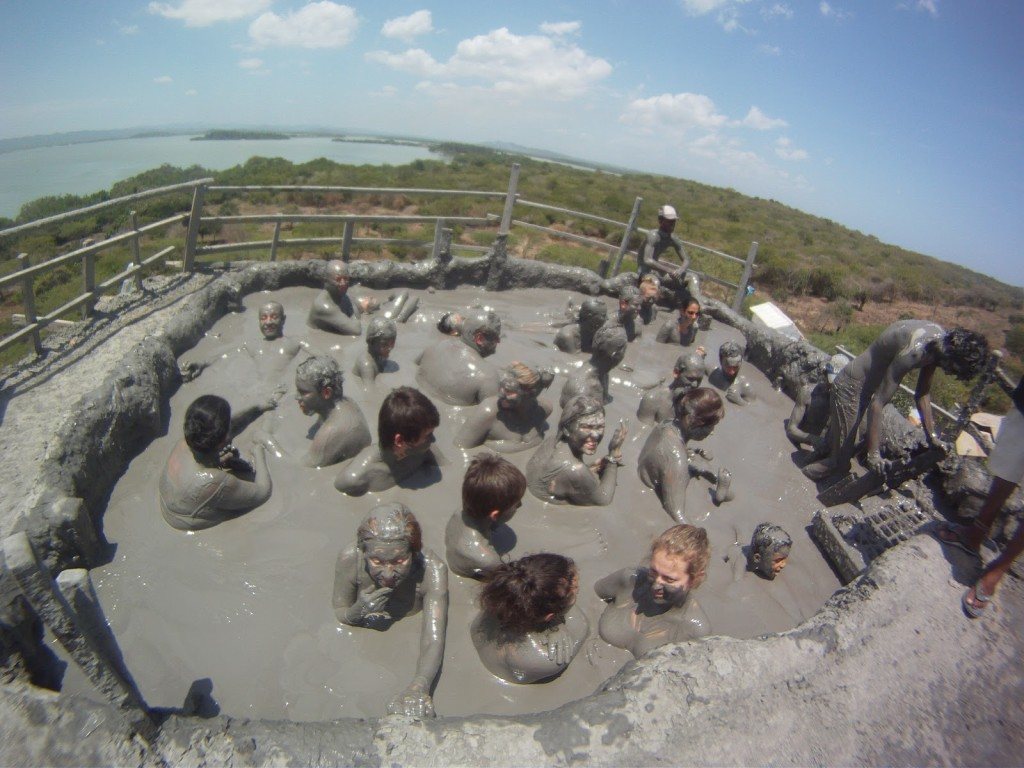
[785,388,815,447]
[388,556,448,718]
[594,568,634,601]
[216,443,272,511]
[658,450,692,523]
[454,406,497,450]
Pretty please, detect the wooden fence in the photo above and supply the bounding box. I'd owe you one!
[0,164,759,358]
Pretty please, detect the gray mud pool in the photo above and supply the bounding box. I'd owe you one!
[68,285,839,722]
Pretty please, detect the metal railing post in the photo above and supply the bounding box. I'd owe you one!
[609,196,643,277]
[182,182,208,273]
[498,163,520,237]
[82,251,96,318]
[16,253,43,355]
[129,211,143,291]
[732,241,759,313]
[341,220,354,261]
[269,221,282,262]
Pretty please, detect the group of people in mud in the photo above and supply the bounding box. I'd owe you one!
[158,203,1022,717]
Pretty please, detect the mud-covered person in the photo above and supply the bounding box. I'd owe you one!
[293,356,371,467]
[333,503,447,717]
[471,554,588,684]
[335,386,442,496]
[638,274,661,326]
[445,454,526,579]
[656,297,703,348]
[456,362,554,453]
[595,524,710,658]
[353,317,398,385]
[160,395,273,531]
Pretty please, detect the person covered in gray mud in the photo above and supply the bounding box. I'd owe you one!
[307,260,418,336]
[616,284,643,341]
[179,300,304,386]
[554,297,607,354]
[638,204,691,283]
[334,386,442,496]
[160,394,274,531]
[637,350,708,425]
[638,387,730,523]
[333,503,448,718]
[786,354,848,457]
[471,553,588,684]
[559,325,628,407]
[526,395,628,506]
[803,321,989,482]
[747,523,792,580]
[455,362,555,453]
[416,309,501,406]
[445,454,526,579]
[436,311,464,336]
[595,524,710,658]
[353,317,397,385]
[709,340,755,406]
[656,297,704,348]
[638,274,661,326]
[293,356,371,467]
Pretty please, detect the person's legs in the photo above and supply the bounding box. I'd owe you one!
[938,476,1017,553]
[964,520,1024,615]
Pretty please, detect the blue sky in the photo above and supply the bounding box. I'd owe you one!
[1,0,1021,287]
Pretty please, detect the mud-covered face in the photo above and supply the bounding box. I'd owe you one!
[327,270,350,295]
[771,549,790,575]
[258,307,284,340]
[363,539,414,589]
[370,338,395,361]
[678,304,700,329]
[567,413,604,455]
[751,545,790,580]
[721,354,742,379]
[647,550,695,605]
[674,363,704,390]
[619,297,639,319]
[394,427,435,460]
[639,283,659,302]
[295,375,332,416]
[473,330,500,357]
[498,378,529,410]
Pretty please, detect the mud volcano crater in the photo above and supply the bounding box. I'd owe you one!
[4,250,975,764]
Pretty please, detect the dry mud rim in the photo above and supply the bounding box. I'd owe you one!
[0,256,1022,767]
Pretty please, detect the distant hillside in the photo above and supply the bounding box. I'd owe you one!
[192,130,290,141]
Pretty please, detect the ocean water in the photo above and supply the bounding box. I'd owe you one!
[0,136,438,219]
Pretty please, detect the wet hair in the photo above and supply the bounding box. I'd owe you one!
[718,339,743,363]
[558,395,604,437]
[378,386,440,449]
[591,325,628,363]
[479,553,576,635]
[650,524,710,588]
[938,327,989,382]
[675,351,707,376]
[357,502,422,553]
[639,274,661,291]
[462,310,501,342]
[673,387,725,429]
[366,317,397,347]
[578,298,608,330]
[437,311,463,335]
[462,453,527,521]
[679,297,701,314]
[296,355,344,400]
[183,395,231,455]
[749,523,792,561]
[501,362,554,395]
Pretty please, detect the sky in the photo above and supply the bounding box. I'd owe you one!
[1,0,1021,287]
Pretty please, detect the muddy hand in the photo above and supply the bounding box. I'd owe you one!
[386,682,435,719]
[355,586,393,618]
[546,634,573,667]
[608,419,628,456]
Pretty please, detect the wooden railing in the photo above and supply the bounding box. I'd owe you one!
[0,165,759,358]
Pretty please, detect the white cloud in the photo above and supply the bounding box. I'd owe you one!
[539,21,581,35]
[775,136,809,160]
[239,57,264,69]
[367,26,611,100]
[249,2,358,49]
[679,0,754,30]
[148,0,271,28]
[914,0,938,16]
[154,75,173,84]
[680,0,734,14]
[758,43,781,55]
[371,85,399,97]
[761,3,793,19]
[381,10,433,42]
[741,106,787,130]
[185,89,198,96]
[620,92,729,133]
[115,22,140,35]
[819,2,851,19]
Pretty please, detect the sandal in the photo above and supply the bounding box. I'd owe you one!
[934,522,982,560]
[962,583,993,619]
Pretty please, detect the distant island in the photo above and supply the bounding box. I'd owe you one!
[192,130,290,141]
[332,136,429,148]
